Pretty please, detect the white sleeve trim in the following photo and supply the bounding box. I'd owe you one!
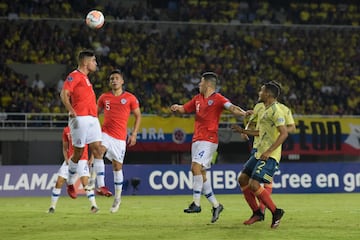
[224,102,232,109]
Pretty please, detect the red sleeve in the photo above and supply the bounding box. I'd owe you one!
[183,95,197,113]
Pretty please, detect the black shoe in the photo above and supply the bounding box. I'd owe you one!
[211,204,224,223]
[271,208,284,228]
[184,202,201,213]
[47,207,55,213]
[243,209,264,225]
[91,206,99,213]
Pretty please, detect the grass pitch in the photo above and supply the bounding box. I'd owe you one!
[0,193,359,240]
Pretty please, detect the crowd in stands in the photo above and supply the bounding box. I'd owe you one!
[0,0,359,116]
[1,0,360,25]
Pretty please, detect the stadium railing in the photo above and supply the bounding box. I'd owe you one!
[0,112,242,129]
[0,112,69,129]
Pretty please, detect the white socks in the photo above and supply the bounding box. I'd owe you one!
[113,170,123,200]
[93,158,105,187]
[192,175,203,206]
[50,188,61,208]
[202,179,219,208]
[67,159,77,185]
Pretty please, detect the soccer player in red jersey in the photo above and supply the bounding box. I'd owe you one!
[47,126,93,213]
[170,72,250,223]
[60,50,109,213]
[97,69,141,213]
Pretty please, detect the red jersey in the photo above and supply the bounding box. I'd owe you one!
[183,93,230,144]
[98,91,139,140]
[62,126,89,160]
[62,70,97,116]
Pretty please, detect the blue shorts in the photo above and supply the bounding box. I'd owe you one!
[242,154,279,184]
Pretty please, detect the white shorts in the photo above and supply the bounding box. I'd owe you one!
[77,159,90,177]
[69,116,102,148]
[57,160,69,179]
[101,132,126,163]
[191,141,218,169]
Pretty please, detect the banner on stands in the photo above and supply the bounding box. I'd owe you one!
[119,115,360,155]
[0,163,359,197]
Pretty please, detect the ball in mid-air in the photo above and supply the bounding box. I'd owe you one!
[86,10,105,29]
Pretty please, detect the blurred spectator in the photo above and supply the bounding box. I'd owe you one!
[56,74,65,93]
[31,73,45,93]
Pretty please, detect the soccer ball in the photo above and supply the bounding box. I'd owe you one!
[86,10,105,29]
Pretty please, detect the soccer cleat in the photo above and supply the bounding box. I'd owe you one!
[110,198,121,213]
[211,204,224,223]
[271,208,285,229]
[184,202,201,213]
[47,207,55,213]
[96,186,113,197]
[243,210,265,225]
[84,184,95,192]
[91,206,99,213]
[67,184,77,199]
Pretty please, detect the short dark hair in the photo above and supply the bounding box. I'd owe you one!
[78,50,95,62]
[110,69,123,76]
[268,81,281,98]
[264,81,281,98]
[201,72,218,84]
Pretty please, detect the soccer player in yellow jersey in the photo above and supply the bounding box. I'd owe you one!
[233,82,295,225]
[234,82,289,228]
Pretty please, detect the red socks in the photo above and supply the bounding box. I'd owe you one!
[255,186,276,213]
[241,185,259,212]
[258,183,273,212]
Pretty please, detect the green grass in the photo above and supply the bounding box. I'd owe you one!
[0,194,359,240]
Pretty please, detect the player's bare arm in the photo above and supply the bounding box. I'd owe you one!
[170,104,185,114]
[260,125,288,160]
[60,89,76,117]
[62,139,69,164]
[227,104,247,116]
[286,123,296,133]
[128,108,141,147]
[231,124,259,136]
[97,106,104,116]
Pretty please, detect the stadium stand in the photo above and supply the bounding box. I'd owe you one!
[0,0,359,115]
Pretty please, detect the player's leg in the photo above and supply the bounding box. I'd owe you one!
[67,116,87,198]
[239,155,264,224]
[89,121,112,197]
[201,168,224,223]
[183,161,203,213]
[66,146,84,199]
[78,159,98,213]
[88,161,96,188]
[108,138,126,213]
[110,161,123,213]
[48,161,68,213]
[250,158,284,228]
[258,182,273,215]
[196,141,223,222]
[183,141,205,213]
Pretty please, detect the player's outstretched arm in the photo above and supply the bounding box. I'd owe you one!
[228,104,253,117]
[170,104,185,114]
[231,124,259,137]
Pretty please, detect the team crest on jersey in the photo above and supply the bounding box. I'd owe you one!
[277,117,285,124]
[121,98,127,104]
[208,100,214,106]
[67,76,73,81]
